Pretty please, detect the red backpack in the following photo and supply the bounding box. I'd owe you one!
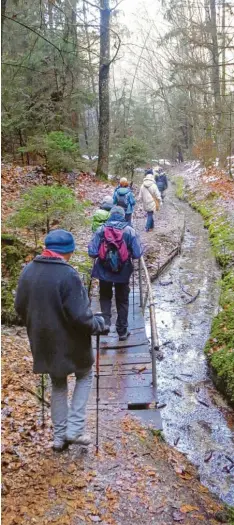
[98,226,129,272]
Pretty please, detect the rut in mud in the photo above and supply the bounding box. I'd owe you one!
[145,186,234,505]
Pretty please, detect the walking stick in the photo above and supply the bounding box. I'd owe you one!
[96,333,100,455]
[132,264,135,319]
[41,374,45,428]
[88,261,95,299]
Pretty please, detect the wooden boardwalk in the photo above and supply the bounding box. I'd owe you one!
[90,288,162,430]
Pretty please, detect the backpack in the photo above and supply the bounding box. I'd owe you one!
[98,226,129,272]
[116,190,129,210]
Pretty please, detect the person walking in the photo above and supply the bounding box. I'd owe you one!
[154,168,168,201]
[88,206,142,341]
[92,195,113,232]
[15,229,106,452]
[113,177,136,225]
[139,169,162,232]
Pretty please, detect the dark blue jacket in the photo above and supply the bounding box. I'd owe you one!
[88,213,143,283]
[155,173,168,192]
[15,257,103,377]
[113,187,136,214]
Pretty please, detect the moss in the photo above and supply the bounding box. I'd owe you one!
[185,191,234,405]
[174,176,185,200]
[205,269,234,406]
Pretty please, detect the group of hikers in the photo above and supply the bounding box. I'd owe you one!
[15,166,168,452]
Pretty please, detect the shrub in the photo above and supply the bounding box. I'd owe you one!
[114,137,148,184]
[19,131,80,179]
[8,185,83,241]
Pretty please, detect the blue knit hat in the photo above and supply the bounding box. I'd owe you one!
[45,229,75,254]
[145,169,153,175]
[110,205,125,217]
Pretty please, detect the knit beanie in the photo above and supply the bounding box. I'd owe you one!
[101,195,113,210]
[120,177,129,187]
[110,205,125,218]
[45,229,75,254]
[145,169,153,175]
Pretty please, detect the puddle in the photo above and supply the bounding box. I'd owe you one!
[146,192,234,505]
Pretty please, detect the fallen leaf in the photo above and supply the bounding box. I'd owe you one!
[180,505,199,513]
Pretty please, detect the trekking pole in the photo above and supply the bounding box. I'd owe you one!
[132,264,135,319]
[96,333,100,455]
[41,374,45,428]
[95,312,103,455]
[88,261,95,299]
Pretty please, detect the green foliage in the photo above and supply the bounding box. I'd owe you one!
[187,193,234,405]
[174,176,185,199]
[114,137,148,181]
[205,269,234,406]
[8,184,81,235]
[19,132,79,174]
[149,428,165,442]
[190,200,234,267]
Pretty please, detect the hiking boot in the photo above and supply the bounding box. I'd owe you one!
[66,434,91,446]
[119,330,131,341]
[53,439,69,453]
[102,325,110,335]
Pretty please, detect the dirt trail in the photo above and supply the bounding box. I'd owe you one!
[2,170,234,524]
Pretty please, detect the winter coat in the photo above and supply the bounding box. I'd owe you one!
[88,213,143,283]
[155,174,168,193]
[139,175,162,212]
[92,209,110,232]
[113,187,136,215]
[15,256,103,377]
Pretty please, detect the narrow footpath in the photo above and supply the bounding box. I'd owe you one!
[2,169,234,525]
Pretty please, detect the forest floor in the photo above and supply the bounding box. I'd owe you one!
[1,164,234,525]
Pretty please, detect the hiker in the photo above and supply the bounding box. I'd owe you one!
[92,195,113,232]
[154,167,168,200]
[15,229,106,452]
[88,206,142,341]
[139,169,162,232]
[113,177,136,225]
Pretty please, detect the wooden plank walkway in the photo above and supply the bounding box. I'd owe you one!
[90,287,162,430]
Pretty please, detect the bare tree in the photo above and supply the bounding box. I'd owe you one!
[96,0,110,178]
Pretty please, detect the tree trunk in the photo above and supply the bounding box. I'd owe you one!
[96,0,110,179]
[209,0,221,132]
[1,0,7,51]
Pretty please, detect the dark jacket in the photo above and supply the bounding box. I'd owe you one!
[15,256,102,377]
[88,213,143,283]
[113,187,136,214]
[155,173,168,192]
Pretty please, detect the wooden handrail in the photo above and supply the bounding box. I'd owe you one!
[138,257,159,388]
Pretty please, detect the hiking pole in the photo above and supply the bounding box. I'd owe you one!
[41,374,45,428]
[132,264,135,319]
[95,312,103,455]
[88,261,95,299]
[96,333,100,455]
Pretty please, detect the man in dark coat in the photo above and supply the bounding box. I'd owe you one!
[88,206,143,341]
[15,229,105,452]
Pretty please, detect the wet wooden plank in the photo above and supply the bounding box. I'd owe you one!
[129,409,162,430]
[89,385,157,404]
[96,353,151,366]
[92,333,147,349]
[92,373,152,389]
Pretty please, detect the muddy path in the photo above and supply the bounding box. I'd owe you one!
[144,182,234,505]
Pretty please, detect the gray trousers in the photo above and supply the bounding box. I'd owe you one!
[50,367,93,444]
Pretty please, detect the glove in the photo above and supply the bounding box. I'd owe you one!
[93,315,105,335]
